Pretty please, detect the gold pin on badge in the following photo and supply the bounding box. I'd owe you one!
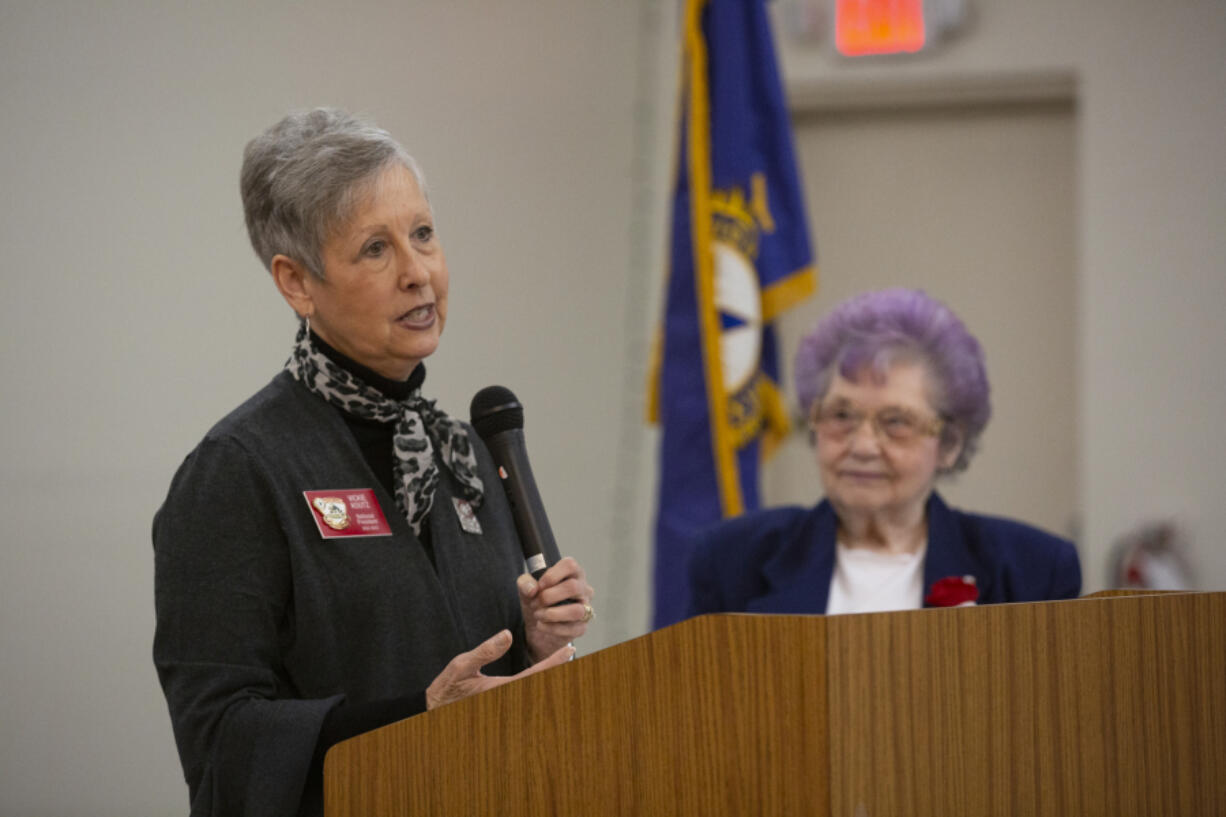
[312,497,351,530]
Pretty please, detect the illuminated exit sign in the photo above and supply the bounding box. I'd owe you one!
[833,0,965,57]
[836,0,925,55]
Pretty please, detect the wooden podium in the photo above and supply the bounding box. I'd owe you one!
[324,591,1225,816]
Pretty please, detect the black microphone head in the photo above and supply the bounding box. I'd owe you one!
[470,385,524,438]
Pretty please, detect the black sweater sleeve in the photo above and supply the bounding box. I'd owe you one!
[299,692,428,810]
[312,692,427,767]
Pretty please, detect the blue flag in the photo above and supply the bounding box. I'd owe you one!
[649,0,816,629]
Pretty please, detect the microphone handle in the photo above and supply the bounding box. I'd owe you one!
[486,428,562,576]
[485,429,580,607]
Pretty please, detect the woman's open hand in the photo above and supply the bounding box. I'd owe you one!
[425,630,573,711]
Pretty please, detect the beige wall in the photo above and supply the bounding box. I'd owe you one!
[1,0,1222,813]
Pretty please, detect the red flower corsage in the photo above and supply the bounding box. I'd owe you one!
[926,575,979,607]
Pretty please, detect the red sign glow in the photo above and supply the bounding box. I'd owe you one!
[836,0,927,57]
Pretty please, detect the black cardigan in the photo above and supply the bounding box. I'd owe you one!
[153,369,528,817]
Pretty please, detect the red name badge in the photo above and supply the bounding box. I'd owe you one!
[303,489,393,539]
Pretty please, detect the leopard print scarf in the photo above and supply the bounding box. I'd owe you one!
[285,321,483,535]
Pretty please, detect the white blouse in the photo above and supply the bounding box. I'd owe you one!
[825,540,927,615]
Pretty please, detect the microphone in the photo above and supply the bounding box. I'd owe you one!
[470,386,562,580]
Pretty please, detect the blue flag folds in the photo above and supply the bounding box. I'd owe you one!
[649,0,816,629]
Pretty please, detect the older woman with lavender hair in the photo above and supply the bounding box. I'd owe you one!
[687,288,1080,617]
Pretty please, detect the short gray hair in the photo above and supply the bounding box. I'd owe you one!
[240,107,427,279]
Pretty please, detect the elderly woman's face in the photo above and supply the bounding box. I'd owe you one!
[814,360,956,521]
[304,163,447,380]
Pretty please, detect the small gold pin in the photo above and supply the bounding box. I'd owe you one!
[312,497,351,530]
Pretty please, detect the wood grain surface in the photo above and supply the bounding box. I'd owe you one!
[326,592,1225,816]
[825,593,1226,816]
[325,613,832,816]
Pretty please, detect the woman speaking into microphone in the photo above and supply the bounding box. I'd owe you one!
[152,108,594,817]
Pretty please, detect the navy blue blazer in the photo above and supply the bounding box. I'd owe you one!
[686,493,1080,616]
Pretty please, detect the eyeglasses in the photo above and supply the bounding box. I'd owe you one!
[810,401,944,444]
